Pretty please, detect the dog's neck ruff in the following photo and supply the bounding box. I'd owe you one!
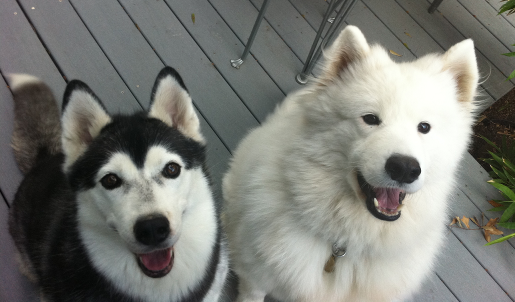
[324,243,346,273]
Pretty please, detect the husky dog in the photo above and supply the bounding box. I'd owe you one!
[222,26,479,302]
[8,67,228,301]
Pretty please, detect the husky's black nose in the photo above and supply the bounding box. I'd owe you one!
[385,155,421,184]
[134,215,170,246]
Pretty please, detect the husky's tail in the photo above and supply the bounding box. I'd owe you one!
[10,74,62,174]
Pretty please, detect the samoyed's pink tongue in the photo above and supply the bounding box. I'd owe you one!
[138,249,172,272]
[375,188,402,210]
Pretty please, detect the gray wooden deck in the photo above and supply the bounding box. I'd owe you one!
[1,0,514,301]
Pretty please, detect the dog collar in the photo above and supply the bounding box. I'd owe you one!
[324,243,346,273]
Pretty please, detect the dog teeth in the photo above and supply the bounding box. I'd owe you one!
[397,204,404,211]
[374,198,378,208]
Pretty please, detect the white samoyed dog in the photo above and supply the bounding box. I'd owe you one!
[222,26,479,302]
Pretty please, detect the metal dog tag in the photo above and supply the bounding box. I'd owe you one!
[324,244,346,273]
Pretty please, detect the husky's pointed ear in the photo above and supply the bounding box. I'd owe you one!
[318,26,370,85]
[61,80,111,170]
[442,39,479,106]
[149,67,204,142]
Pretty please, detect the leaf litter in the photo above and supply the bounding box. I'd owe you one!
[449,214,504,243]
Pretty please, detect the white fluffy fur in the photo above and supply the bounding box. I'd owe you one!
[8,73,42,90]
[222,26,478,302]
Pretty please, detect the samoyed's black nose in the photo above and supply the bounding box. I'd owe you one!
[385,155,421,184]
[134,215,170,246]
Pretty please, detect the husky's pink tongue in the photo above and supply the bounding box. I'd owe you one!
[375,188,402,210]
[139,248,172,272]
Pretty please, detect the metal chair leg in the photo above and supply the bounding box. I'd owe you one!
[230,0,271,69]
[296,0,358,84]
[428,0,443,13]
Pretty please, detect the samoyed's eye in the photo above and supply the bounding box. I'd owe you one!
[100,173,122,190]
[418,122,431,134]
[362,114,380,125]
[163,162,181,179]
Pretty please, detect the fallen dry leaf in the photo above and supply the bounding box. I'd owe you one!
[488,200,504,207]
[470,217,480,227]
[461,216,470,229]
[404,32,411,37]
[475,115,487,125]
[449,217,458,226]
[457,216,463,228]
[483,217,503,242]
[389,50,402,57]
[191,13,195,24]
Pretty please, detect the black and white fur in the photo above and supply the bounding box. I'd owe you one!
[8,67,228,302]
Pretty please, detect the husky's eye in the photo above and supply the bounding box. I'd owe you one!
[163,162,181,179]
[418,122,431,134]
[362,114,380,125]
[100,173,122,190]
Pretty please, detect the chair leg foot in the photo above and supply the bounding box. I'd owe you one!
[231,58,244,69]
[295,73,309,85]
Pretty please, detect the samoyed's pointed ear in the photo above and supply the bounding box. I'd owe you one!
[442,39,479,105]
[61,80,111,170]
[318,25,370,84]
[149,67,204,143]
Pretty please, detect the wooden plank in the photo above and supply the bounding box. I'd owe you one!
[0,78,23,205]
[433,0,515,80]
[406,273,458,302]
[459,0,515,51]
[0,197,39,302]
[447,190,515,299]
[250,0,317,61]
[149,0,286,123]
[486,0,515,28]
[208,0,304,94]
[290,0,416,61]
[0,0,65,95]
[18,0,140,113]
[66,0,163,109]
[75,0,258,144]
[434,230,512,301]
[457,153,504,213]
[396,0,513,103]
[67,0,234,194]
[362,0,443,55]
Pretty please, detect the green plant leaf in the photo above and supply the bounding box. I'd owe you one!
[505,168,515,187]
[492,165,508,182]
[504,157,515,174]
[498,222,515,229]
[489,151,505,167]
[500,202,515,222]
[489,178,507,186]
[489,206,509,212]
[485,232,515,246]
[499,0,515,15]
[489,182,515,201]
[507,69,515,81]
[502,52,515,57]
[492,200,515,204]
[482,159,499,169]
[480,135,501,152]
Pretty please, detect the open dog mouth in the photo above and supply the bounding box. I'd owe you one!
[357,172,406,221]
[136,247,174,278]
